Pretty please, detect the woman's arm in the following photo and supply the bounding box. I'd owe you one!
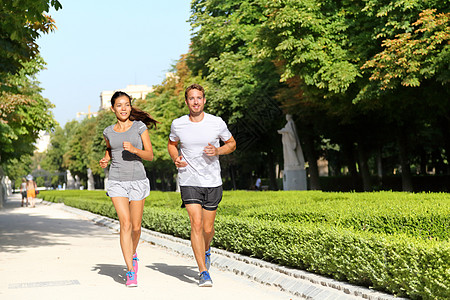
[123,129,154,161]
[99,138,112,168]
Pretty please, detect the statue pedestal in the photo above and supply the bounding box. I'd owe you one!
[283,169,307,190]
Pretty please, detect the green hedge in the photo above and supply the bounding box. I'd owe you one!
[40,190,450,299]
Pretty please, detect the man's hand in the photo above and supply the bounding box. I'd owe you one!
[174,155,188,168]
[203,143,218,156]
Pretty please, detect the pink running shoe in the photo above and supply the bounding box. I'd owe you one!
[126,271,137,287]
[132,252,139,273]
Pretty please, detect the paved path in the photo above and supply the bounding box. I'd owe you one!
[0,194,400,300]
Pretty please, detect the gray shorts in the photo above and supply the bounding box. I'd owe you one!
[180,186,223,211]
[106,178,150,201]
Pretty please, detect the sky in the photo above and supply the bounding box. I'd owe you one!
[37,0,192,126]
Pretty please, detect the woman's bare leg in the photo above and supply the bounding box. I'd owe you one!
[111,197,134,272]
[130,199,145,254]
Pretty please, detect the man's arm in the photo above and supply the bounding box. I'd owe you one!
[204,136,236,156]
[168,139,187,168]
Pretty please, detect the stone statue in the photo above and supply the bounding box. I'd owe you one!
[278,114,305,170]
[66,170,75,189]
[87,168,95,190]
[278,114,307,190]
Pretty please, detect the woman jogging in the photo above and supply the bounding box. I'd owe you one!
[99,91,157,287]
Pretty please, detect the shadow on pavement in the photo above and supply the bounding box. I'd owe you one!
[0,197,112,253]
[92,264,127,285]
[146,263,198,284]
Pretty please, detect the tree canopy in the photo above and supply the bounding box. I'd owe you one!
[1,0,62,174]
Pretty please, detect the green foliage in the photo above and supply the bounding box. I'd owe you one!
[40,190,450,298]
[0,57,56,168]
[361,9,450,93]
[62,117,97,178]
[3,155,32,186]
[0,0,62,81]
[218,191,450,240]
[89,109,116,176]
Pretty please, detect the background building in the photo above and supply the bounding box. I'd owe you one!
[100,84,154,109]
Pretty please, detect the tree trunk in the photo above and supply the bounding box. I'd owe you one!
[302,133,320,190]
[342,142,359,190]
[228,165,237,190]
[268,150,278,190]
[419,147,427,175]
[397,131,413,192]
[439,118,450,174]
[357,143,372,191]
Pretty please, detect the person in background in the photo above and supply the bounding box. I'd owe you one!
[255,177,262,191]
[99,91,157,287]
[168,84,236,287]
[20,178,28,207]
[26,175,36,208]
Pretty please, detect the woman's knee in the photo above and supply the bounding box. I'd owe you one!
[120,220,132,232]
[132,222,142,233]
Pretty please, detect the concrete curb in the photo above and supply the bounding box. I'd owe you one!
[43,200,405,300]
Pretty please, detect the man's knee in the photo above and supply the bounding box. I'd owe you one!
[203,224,214,235]
[190,217,204,232]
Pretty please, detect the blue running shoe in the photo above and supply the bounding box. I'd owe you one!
[199,271,213,287]
[205,248,211,270]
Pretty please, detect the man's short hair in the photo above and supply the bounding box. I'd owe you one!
[185,84,205,100]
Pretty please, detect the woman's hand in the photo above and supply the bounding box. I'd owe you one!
[123,141,137,154]
[99,157,110,168]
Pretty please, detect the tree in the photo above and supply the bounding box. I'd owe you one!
[361,9,449,92]
[1,0,61,193]
[0,58,56,168]
[0,0,62,83]
[189,0,286,190]
[62,117,98,186]
[256,0,450,191]
[136,56,191,190]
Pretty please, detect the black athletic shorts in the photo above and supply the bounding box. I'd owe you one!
[180,185,223,211]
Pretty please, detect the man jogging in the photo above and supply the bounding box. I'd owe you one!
[168,84,236,287]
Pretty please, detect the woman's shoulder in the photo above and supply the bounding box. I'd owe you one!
[133,120,147,133]
[103,124,115,135]
[133,120,146,127]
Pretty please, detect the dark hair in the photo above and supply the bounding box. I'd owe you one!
[111,91,159,128]
[185,84,205,100]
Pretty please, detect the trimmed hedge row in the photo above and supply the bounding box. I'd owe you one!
[40,190,450,299]
[219,191,450,241]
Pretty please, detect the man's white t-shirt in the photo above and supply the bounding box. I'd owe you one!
[169,113,232,187]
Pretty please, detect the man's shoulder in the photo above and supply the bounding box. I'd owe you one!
[204,113,224,123]
[171,114,189,125]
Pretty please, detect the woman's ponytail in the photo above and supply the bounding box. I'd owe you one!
[130,106,159,128]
